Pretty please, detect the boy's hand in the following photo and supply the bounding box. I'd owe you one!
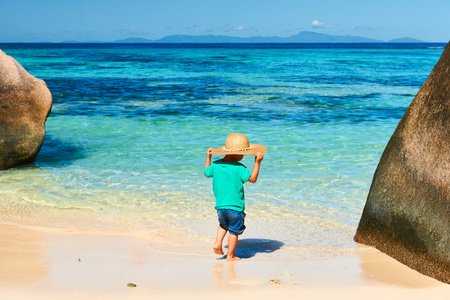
[248,152,263,183]
[204,148,214,174]
[207,147,214,158]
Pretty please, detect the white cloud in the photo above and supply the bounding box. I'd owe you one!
[350,25,375,32]
[233,25,257,32]
[219,24,233,32]
[185,24,201,30]
[217,24,257,33]
[311,20,334,29]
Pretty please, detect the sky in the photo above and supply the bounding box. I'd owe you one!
[0,0,448,43]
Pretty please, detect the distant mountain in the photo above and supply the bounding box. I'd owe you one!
[151,31,384,43]
[113,37,155,43]
[387,37,424,43]
[155,34,248,43]
[270,31,383,43]
[112,31,387,43]
[2,32,431,44]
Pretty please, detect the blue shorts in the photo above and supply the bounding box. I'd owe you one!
[217,209,246,236]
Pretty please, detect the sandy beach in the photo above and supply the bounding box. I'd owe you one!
[1,221,449,300]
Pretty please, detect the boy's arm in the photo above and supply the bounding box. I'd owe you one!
[204,148,213,177]
[247,152,264,183]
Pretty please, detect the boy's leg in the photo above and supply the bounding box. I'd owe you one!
[226,233,240,261]
[213,225,227,255]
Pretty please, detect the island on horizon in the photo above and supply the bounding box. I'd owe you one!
[17,31,443,44]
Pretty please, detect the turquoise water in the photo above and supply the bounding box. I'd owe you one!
[0,44,445,249]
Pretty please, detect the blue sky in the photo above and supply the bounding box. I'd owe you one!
[0,0,448,42]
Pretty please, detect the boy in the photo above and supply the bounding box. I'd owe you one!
[204,133,266,261]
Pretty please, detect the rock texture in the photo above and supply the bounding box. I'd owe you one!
[0,50,52,169]
[354,42,450,283]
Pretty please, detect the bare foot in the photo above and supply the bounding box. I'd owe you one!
[213,244,224,255]
[226,255,240,261]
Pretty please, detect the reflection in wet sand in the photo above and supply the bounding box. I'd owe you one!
[213,261,238,289]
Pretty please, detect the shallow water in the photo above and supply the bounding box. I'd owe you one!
[0,43,445,249]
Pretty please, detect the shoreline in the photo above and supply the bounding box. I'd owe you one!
[1,221,449,299]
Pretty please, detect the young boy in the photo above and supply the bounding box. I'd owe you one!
[204,133,266,261]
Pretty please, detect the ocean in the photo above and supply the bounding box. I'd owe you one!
[0,43,445,251]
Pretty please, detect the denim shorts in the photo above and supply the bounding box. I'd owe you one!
[217,209,246,236]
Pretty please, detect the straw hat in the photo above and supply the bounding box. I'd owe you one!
[211,133,267,156]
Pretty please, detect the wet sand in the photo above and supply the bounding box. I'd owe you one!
[0,223,449,299]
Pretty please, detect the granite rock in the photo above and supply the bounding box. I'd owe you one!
[354,42,450,283]
[0,50,52,169]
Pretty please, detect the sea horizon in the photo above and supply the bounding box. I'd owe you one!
[0,42,447,48]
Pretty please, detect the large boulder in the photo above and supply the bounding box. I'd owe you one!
[0,50,52,170]
[354,42,450,283]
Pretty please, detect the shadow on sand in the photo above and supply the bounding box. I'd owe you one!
[228,238,285,259]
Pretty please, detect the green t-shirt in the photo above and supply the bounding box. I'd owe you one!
[204,159,251,212]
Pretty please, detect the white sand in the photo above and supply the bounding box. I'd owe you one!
[0,223,449,300]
